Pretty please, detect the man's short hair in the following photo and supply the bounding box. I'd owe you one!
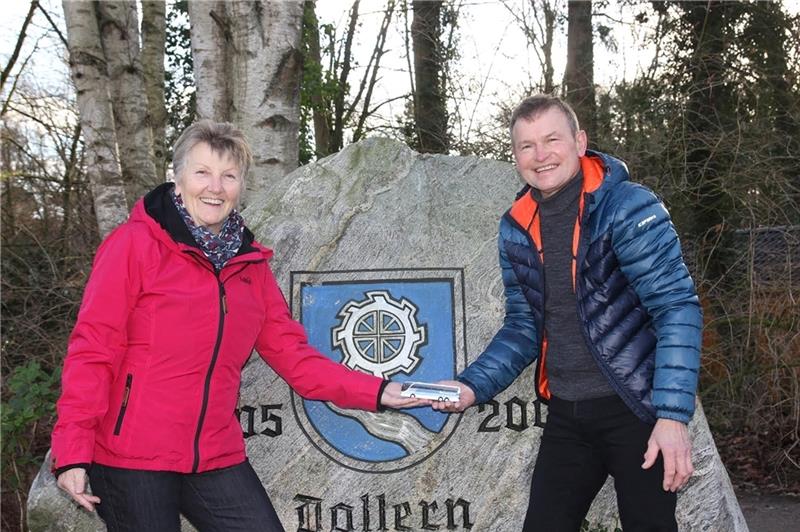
[172,119,253,183]
[509,95,581,137]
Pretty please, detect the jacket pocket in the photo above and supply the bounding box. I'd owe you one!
[113,373,133,436]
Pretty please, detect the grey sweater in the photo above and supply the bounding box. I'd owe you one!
[534,171,616,401]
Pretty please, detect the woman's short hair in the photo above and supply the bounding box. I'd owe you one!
[509,94,581,137]
[172,120,253,182]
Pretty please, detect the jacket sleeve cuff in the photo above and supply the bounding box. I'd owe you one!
[376,380,390,412]
[455,376,484,404]
[53,463,92,479]
[655,410,691,424]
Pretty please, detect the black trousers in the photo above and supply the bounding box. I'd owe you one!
[88,460,285,532]
[522,395,677,532]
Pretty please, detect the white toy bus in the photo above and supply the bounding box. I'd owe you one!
[400,381,461,402]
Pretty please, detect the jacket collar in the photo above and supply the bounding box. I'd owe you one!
[581,150,629,215]
[139,182,261,258]
[513,150,630,215]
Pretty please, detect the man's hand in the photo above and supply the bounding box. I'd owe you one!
[379,381,431,409]
[56,467,100,511]
[642,418,693,492]
[430,380,476,412]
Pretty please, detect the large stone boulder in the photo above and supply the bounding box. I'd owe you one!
[28,138,747,531]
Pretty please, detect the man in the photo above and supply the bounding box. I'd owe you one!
[434,94,701,531]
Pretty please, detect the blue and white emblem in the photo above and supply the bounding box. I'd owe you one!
[333,290,425,378]
[290,269,466,473]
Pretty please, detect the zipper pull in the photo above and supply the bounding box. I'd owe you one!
[220,284,228,315]
[122,374,132,406]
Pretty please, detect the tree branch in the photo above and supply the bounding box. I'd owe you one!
[1,45,37,116]
[332,0,360,150]
[1,0,39,92]
[36,1,68,48]
[352,1,395,142]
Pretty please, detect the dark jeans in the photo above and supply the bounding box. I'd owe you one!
[522,395,677,532]
[88,460,284,532]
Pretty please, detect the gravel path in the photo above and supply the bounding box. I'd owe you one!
[737,491,800,532]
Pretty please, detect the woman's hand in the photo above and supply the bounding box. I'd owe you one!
[379,381,431,409]
[430,380,476,412]
[56,467,100,512]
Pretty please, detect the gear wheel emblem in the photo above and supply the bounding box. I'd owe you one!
[332,291,426,378]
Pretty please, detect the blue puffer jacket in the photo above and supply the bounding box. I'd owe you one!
[458,151,702,424]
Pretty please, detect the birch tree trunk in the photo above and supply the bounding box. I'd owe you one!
[190,0,304,203]
[62,0,128,238]
[141,0,168,182]
[187,0,232,121]
[95,0,158,203]
[233,0,303,202]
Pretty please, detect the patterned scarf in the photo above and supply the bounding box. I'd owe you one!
[171,188,244,271]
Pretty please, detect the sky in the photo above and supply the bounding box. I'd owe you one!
[1,0,70,94]
[3,0,799,147]
[315,0,663,141]
[0,1,657,115]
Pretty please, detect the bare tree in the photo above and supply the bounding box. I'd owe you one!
[1,1,38,93]
[350,1,396,143]
[301,0,398,159]
[189,0,304,202]
[504,0,559,94]
[302,1,332,158]
[564,0,595,140]
[95,0,158,203]
[411,0,448,153]
[141,0,168,182]
[61,0,128,238]
[1,122,18,234]
[331,0,361,152]
[2,97,97,532]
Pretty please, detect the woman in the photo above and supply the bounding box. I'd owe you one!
[51,120,418,531]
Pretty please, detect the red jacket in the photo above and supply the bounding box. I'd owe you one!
[51,184,383,474]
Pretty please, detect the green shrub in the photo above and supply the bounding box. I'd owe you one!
[1,361,61,490]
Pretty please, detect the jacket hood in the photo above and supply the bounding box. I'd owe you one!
[583,150,630,215]
[129,182,271,260]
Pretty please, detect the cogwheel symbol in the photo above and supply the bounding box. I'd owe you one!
[332,290,426,378]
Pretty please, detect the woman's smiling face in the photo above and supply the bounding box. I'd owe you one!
[175,142,243,234]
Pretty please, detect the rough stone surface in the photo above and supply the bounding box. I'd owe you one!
[28,138,747,531]
[27,452,102,532]
[27,453,194,531]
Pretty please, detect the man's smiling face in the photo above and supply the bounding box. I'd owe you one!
[511,106,587,198]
